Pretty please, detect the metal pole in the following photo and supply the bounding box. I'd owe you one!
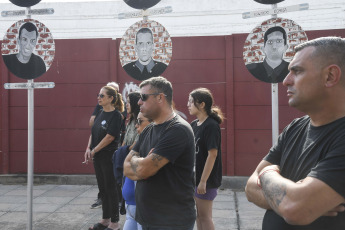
[26,6,34,230]
[271,83,279,144]
[271,3,279,145]
[27,79,34,230]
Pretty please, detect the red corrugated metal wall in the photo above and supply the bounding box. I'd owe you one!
[1,29,345,176]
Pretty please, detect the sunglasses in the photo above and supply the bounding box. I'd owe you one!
[140,93,167,101]
[137,118,146,125]
[97,94,108,98]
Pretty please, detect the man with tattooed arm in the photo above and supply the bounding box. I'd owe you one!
[123,76,196,230]
[245,37,345,230]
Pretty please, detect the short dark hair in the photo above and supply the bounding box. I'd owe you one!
[19,22,38,39]
[264,26,287,45]
[136,27,153,44]
[295,36,345,77]
[140,76,173,106]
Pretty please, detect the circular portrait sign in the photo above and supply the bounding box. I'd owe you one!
[119,20,172,81]
[1,19,55,80]
[10,0,41,7]
[243,17,307,83]
[123,0,160,10]
[254,0,284,4]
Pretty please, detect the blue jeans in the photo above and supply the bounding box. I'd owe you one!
[123,203,142,230]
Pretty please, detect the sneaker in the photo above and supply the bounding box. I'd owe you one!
[90,198,102,209]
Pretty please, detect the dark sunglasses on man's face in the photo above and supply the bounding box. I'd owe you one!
[137,118,148,125]
[140,93,167,101]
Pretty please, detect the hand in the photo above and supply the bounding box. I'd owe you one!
[259,165,280,175]
[84,148,92,164]
[323,203,345,217]
[147,148,154,156]
[197,181,207,195]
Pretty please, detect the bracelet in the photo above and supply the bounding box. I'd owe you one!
[257,169,280,188]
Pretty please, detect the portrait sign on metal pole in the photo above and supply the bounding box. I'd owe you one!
[242,2,309,145]
[119,19,172,81]
[1,3,55,230]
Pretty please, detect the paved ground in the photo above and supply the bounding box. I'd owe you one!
[0,184,265,230]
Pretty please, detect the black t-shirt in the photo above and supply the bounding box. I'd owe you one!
[92,103,127,139]
[92,104,102,116]
[133,115,196,228]
[191,117,222,188]
[3,53,46,80]
[263,115,345,230]
[91,109,122,154]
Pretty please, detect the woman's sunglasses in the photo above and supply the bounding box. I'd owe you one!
[97,94,108,98]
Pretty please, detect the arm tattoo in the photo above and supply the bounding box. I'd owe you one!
[130,160,139,174]
[130,151,140,174]
[261,173,287,212]
[151,153,163,167]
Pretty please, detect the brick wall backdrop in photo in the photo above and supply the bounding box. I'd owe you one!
[119,19,172,66]
[243,18,308,65]
[1,19,55,70]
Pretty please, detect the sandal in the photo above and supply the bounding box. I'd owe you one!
[88,223,108,230]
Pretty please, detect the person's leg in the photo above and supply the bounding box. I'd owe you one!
[92,158,105,209]
[195,197,214,230]
[91,157,109,229]
[123,204,138,230]
[102,151,120,229]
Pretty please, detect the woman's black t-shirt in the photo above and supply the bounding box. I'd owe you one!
[91,109,122,154]
[191,117,222,188]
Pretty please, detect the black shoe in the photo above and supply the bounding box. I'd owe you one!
[90,198,102,209]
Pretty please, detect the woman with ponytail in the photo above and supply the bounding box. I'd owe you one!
[187,88,223,230]
[84,85,123,230]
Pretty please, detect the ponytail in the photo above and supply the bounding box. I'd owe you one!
[209,106,224,124]
[103,86,124,112]
[114,92,124,113]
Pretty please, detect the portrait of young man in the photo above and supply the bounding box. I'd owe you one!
[2,22,46,80]
[123,27,168,81]
[246,26,289,83]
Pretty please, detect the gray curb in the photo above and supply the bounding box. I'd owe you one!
[0,174,248,190]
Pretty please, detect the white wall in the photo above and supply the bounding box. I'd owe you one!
[0,0,344,39]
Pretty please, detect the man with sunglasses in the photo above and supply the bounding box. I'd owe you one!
[124,76,196,230]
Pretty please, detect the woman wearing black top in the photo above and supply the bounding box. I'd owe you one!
[187,88,224,230]
[84,86,124,230]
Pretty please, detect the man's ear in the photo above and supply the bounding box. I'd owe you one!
[325,64,341,87]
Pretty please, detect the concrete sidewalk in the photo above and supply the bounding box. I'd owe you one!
[0,184,265,230]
